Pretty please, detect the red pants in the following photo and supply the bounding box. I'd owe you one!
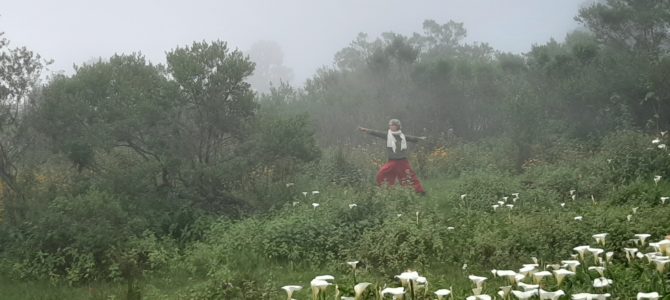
[376,159,425,193]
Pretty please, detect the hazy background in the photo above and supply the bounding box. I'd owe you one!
[1,0,588,89]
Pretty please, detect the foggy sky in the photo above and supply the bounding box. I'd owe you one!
[1,0,588,85]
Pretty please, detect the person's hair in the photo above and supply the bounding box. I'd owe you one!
[388,119,402,128]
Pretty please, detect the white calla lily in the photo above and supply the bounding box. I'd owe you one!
[434,289,451,299]
[652,259,670,273]
[518,282,539,291]
[539,289,565,300]
[532,270,552,283]
[637,292,660,300]
[512,289,538,300]
[468,275,487,288]
[314,275,335,281]
[588,266,606,277]
[281,285,302,300]
[353,282,371,299]
[593,277,613,288]
[593,233,608,245]
[553,269,575,286]
[380,287,405,297]
[573,245,590,260]
[572,293,611,300]
[561,260,581,272]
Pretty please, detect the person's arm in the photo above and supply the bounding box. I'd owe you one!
[404,134,427,143]
[358,127,386,139]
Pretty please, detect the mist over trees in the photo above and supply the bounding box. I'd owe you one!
[0,0,670,297]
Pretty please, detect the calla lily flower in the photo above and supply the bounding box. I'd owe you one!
[588,266,606,277]
[561,260,581,272]
[637,292,660,300]
[347,261,359,269]
[312,190,320,195]
[605,251,614,263]
[532,270,552,283]
[571,195,576,201]
[546,264,561,270]
[506,204,514,209]
[468,275,487,288]
[570,189,576,195]
[636,252,645,259]
[397,214,402,217]
[654,175,661,185]
[461,194,467,200]
[593,277,613,288]
[635,234,652,245]
[561,202,566,207]
[575,216,583,221]
[572,293,611,300]
[627,214,632,222]
[659,240,670,255]
[659,144,667,149]
[512,192,519,197]
[466,295,491,300]
[539,289,565,300]
[519,265,536,275]
[310,279,331,298]
[342,297,354,300]
[349,204,357,209]
[553,268,575,286]
[492,204,499,210]
[499,285,512,298]
[497,201,505,206]
[490,269,497,277]
[353,282,371,299]
[531,257,539,264]
[512,289,538,299]
[573,245,591,260]
[292,201,300,206]
[503,196,509,201]
[624,248,639,261]
[302,192,308,197]
[589,247,605,263]
[589,247,604,256]
[472,287,482,295]
[447,226,455,230]
[652,259,670,273]
[652,138,661,144]
[518,282,540,291]
[632,207,639,214]
[312,203,320,209]
[593,233,608,245]
[396,271,419,282]
[314,275,335,281]
[661,197,669,204]
[281,285,302,300]
[434,289,451,299]
[380,287,405,297]
[495,270,519,284]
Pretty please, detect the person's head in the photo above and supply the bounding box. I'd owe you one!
[388,119,401,131]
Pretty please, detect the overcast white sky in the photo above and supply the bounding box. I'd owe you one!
[1,0,589,85]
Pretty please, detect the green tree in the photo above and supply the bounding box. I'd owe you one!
[576,0,670,58]
[0,32,45,222]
